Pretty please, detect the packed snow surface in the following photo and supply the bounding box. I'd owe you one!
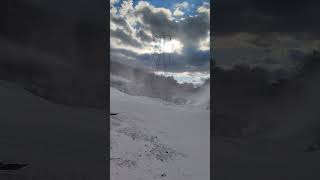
[110,87,210,180]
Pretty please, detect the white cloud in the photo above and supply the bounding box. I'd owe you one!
[110,6,117,15]
[173,8,184,17]
[175,2,189,9]
[119,0,134,18]
[173,1,189,17]
[197,2,210,16]
[110,21,117,31]
[199,32,210,51]
[110,1,210,72]
[110,0,119,16]
[110,0,119,5]
[135,1,173,20]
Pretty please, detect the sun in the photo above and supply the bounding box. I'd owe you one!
[150,38,183,54]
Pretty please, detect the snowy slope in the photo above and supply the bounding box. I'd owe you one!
[110,87,210,180]
[214,136,320,180]
[0,80,107,180]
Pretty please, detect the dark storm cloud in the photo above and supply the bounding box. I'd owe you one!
[110,48,153,68]
[111,48,145,61]
[134,5,177,37]
[136,29,152,43]
[215,0,320,38]
[111,16,133,34]
[1,0,107,108]
[180,47,210,70]
[111,29,143,48]
[247,34,281,48]
[177,14,210,48]
[213,0,320,69]
[135,6,210,48]
[21,0,106,24]
[111,47,210,72]
[2,0,106,70]
[110,1,210,73]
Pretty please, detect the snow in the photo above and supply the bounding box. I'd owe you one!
[110,87,210,180]
[0,80,107,180]
[213,134,320,179]
[0,78,210,180]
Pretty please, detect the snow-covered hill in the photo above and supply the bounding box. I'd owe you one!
[0,80,107,180]
[214,135,320,179]
[110,87,210,180]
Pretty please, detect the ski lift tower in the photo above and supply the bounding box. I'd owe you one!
[150,33,174,77]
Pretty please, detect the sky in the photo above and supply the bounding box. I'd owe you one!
[110,0,210,85]
[214,0,320,72]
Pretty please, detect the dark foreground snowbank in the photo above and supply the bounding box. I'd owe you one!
[0,80,107,180]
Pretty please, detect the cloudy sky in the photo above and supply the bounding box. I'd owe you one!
[214,0,320,71]
[110,0,210,85]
